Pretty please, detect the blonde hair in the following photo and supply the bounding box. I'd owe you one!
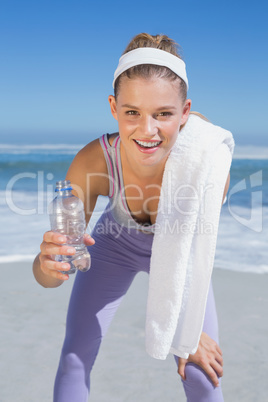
[190,111,210,122]
[178,111,210,131]
[114,33,187,102]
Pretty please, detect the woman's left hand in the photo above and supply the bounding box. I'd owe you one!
[177,332,223,387]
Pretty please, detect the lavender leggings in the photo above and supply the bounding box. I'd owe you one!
[54,209,224,401]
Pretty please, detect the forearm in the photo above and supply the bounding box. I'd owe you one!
[32,253,64,288]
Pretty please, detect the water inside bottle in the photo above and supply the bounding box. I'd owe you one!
[71,253,91,272]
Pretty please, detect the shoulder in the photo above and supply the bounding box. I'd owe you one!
[75,137,106,169]
[75,132,119,170]
[66,136,109,197]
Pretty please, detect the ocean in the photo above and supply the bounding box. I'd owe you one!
[0,143,267,274]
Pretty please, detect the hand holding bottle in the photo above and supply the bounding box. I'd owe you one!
[48,180,92,275]
[39,231,95,282]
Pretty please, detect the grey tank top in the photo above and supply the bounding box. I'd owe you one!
[99,133,155,234]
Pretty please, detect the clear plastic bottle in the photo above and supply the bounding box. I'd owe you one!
[48,180,91,274]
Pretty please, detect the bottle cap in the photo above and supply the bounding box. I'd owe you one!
[55,180,73,192]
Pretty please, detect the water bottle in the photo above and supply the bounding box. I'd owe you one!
[48,180,91,274]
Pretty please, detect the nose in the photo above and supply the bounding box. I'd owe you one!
[140,115,158,137]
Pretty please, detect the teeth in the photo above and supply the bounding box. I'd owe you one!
[135,140,161,148]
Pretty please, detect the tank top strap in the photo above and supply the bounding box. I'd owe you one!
[99,133,122,198]
[99,133,127,207]
[101,133,120,149]
[99,134,115,198]
[113,136,130,216]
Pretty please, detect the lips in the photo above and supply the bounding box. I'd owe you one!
[134,139,162,148]
[133,139,162,154]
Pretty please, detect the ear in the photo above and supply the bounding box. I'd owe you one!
[108,95,118,121]
[181,99,192,125]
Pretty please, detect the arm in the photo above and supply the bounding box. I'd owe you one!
[32,138,109,288]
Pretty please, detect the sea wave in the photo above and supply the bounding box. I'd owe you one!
[0,254,37,263]
[1,143,268,159]
[233,145,268,159]
[214,261,268,274]
[0,143,84,155]
[0,254,267,274]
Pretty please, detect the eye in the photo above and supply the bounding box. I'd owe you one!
[157,112,172,117]
[126,110,139,116]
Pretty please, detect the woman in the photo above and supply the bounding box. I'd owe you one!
[33,33,229,401]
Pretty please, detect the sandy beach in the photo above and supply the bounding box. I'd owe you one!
[0,262,267,402]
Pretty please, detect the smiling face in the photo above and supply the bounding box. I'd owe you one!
[108,76,191,173]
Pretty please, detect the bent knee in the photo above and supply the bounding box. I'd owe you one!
[61,334,101,373]
[183,362,220,392]
[60,352,84,374]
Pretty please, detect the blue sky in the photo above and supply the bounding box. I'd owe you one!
[1,0,267,145]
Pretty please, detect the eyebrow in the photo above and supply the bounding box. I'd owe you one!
[121,104,177,110]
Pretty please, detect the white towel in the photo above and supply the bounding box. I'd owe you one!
[145,114,235,360]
